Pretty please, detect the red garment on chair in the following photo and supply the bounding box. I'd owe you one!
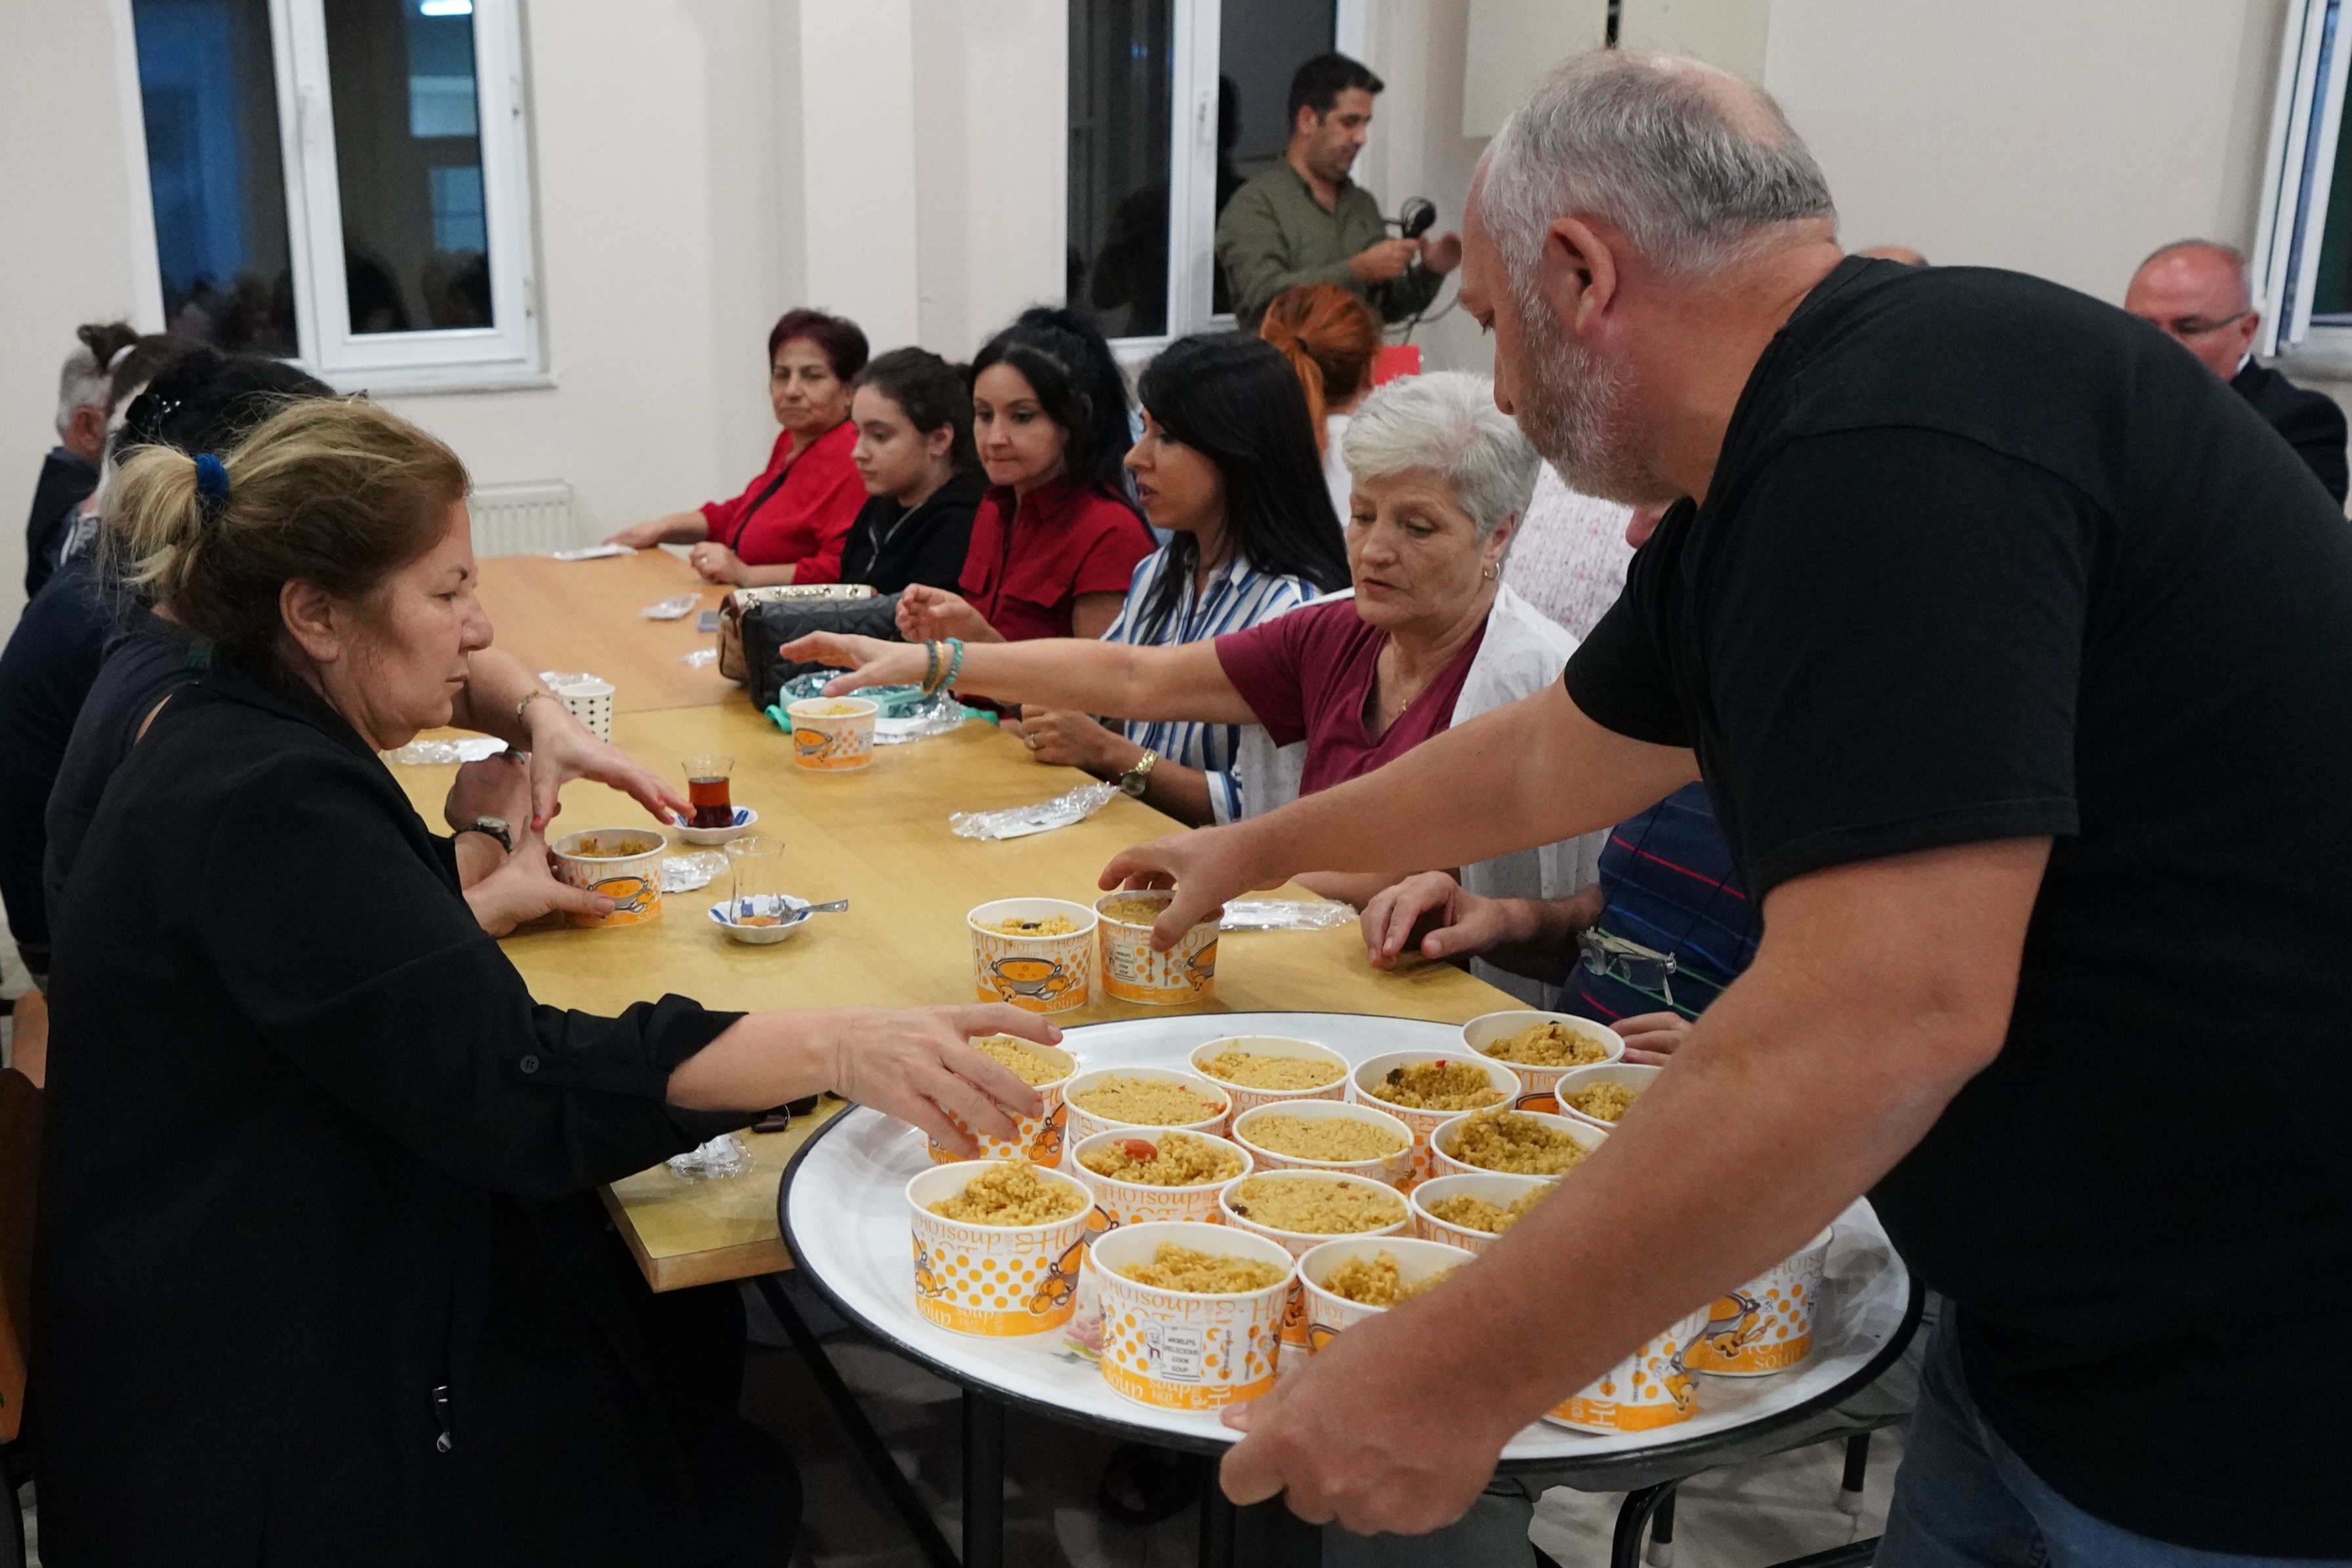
[697,419,865,583]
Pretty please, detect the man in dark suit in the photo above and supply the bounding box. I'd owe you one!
[2126,238,2349,503]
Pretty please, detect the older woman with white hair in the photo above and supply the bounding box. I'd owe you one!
[784,371,1601,1002]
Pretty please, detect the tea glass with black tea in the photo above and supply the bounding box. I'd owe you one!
[681,754,736,829]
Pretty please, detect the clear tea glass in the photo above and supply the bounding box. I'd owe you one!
[681,754,735,829]
[724,836,787,924]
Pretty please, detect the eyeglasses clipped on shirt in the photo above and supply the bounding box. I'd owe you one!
[1578,928,1680,1011]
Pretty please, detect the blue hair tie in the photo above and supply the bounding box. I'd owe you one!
[193,452,230,517]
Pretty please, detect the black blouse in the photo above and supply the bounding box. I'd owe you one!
[33,659,758,1565]
[834,470,984,596]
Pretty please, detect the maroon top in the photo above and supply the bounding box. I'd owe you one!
[957,477,1155,641]
[1214,597,1487,795]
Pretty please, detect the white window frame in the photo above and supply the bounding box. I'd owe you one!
[1104,0,1369,366]
[125,0,545,394]
[2254,0,2352,372]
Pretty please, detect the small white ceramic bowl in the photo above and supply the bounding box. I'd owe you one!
[675,806,759,846]
[707,893,813,944]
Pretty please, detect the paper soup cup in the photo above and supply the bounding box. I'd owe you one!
[1061,1067,1231,1154]
[1684,1226,1834,1376]
[925,1037,1077,1168]
[1094,888,1222,1006]
[785,696,878,772]
[1545,1306,1709,1434]
[1553,1062,1662,1132]
[1462,1010,1624,1102]
[905,1162,1094,1338]
[1430,1107,1607,1182]
[1191,1035,1351,1116]
[1230,1100,1414,1189]
[1058,1128,1250,1363]
[1092,1220,1294,1411]
[1408,1172,1556,1255]
[550,827,667,928]
[968,899,1097,1014]
[1298,1236,1478,1355]
[1350,1051,1523,1189]
[1218,1170,1411,1361]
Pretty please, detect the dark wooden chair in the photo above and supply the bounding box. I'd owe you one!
[1,1063,41,1568]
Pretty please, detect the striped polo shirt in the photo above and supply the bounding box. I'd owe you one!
[1101,548,1322,823]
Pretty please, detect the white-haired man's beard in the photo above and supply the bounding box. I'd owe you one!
[1509,283,1676,505]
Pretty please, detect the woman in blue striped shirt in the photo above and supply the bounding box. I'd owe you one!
[1001,333,1352,824]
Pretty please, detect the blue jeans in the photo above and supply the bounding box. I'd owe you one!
[1882,1320,2347,1568]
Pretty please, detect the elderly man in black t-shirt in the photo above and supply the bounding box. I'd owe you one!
[1104,49,2351,1563]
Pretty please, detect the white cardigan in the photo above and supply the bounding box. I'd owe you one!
[1233,585,1606,1006]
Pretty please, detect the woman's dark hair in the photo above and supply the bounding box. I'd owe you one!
[853,347,977,475]
[768,308,869,381]
[113,346,335,464]
[970,306,1134,497]
[1132,333,1351,637]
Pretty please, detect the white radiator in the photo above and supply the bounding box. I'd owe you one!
[468,480,577,556]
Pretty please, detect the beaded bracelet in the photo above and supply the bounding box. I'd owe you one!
[939,637,967,693]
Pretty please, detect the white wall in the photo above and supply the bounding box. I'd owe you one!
[909,0,1068,360]
[0,1,158,626]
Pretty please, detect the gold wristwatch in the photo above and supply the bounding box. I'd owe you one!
[1118,749,1159,798]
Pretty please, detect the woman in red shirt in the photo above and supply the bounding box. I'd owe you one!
[896,307,1153,643]
[608,309,871,586]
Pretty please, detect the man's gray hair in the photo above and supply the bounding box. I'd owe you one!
[54,344,110,440]
[1481,49,1836,281]
[1344,371,1539,540]
[2138,237,2253,310]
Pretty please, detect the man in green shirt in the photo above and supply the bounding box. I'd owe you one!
[1217,53,1461,329]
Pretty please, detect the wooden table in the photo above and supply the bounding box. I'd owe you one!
[403,558,1517,1290]
[475,548,735,713]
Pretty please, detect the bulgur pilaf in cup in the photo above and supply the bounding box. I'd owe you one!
[1546,1306,1710,1434]
[1408,1172,1555,1255]
[1349,1051,1523,1188]
[1461,1010,1624,1099]
[1061,1067,1232,1153]
[1297,1236,1478,1355]
[924,1035,1077,1168]
[1432,1107,1607,1179]
[1094,888,1224,1004]
[1230,1100,1415,1189]
[1189,1035,1350,1116]
[967,898,1098,1016]
[905,1161,1094,1338]
[1554,1062,1661,1131]
[1060,1128,1253,1363]
[1090,1221,1295,1411]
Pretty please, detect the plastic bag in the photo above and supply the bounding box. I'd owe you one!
[766,676,966,745]
[678,647,719,667]
[660,852,729,893]
[640,592,701,621]
[1219,900,1355,932]
[949,781,1120,841]
[665,1132,754,1181]
[384,736,510,765]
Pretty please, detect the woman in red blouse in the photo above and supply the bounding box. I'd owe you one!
[608,309,871,586]
[896,307,1153,643]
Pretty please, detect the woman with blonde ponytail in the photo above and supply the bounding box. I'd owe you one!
[33,398,1056,1567]
[1259,281,1382,523]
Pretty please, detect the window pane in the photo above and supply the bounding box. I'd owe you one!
[130,0,297,355]
[2313,57,2352,321]
[1216,0,1334,314]
[321,0,493,333]
[1067,0,1173,339]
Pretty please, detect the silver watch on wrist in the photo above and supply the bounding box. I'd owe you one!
[459,815,514,853]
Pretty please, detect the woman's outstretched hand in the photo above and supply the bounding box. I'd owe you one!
[828,1005,1058,1155]
[777,632,930,694]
